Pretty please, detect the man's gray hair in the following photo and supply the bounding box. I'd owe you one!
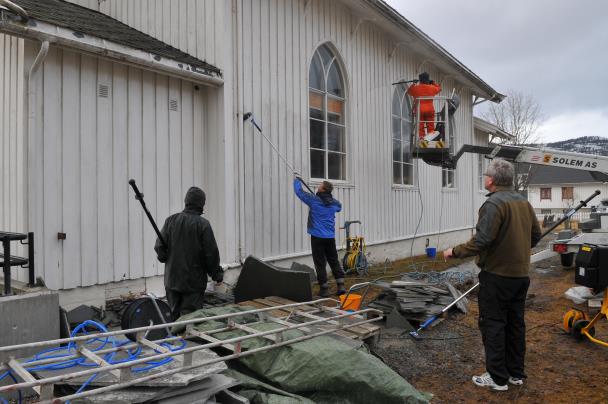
[485,158,514,186]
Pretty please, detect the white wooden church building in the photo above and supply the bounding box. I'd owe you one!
[0,0,506,307]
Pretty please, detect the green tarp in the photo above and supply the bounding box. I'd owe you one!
[178,306,430,404]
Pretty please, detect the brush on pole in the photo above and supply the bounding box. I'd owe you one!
[243,112,315,194]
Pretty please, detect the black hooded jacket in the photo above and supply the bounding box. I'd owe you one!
[154,187,223,292]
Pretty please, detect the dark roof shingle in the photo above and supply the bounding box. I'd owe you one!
[7,0,221,78]
[527,165,601,185]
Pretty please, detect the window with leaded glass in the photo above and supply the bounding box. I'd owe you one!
[392,84,414,185]
[309,44,346,180]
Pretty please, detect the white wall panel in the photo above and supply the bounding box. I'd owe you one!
[0,34,27,281]
[30,46,209,290]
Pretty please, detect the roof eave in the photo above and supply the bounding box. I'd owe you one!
[365,0,504,103]
[473,117,514,141]
[0,12,223,87]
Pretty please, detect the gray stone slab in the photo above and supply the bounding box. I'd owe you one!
[77,374,238,404]
[0,290,59,363]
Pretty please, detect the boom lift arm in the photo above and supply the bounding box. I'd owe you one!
[438,143,608,182]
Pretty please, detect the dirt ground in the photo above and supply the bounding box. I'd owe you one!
[328,235,608,403]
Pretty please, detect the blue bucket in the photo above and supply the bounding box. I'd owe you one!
[425,247,437,258]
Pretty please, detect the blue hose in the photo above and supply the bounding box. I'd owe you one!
[2,319,185,401]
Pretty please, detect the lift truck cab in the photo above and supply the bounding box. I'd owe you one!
[563,244,608,347]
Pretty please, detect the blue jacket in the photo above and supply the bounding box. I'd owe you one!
[294,179,342,239]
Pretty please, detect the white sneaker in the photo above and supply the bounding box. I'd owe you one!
[472,372,508,391]
[508,376,524,386]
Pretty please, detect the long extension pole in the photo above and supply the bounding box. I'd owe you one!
[243,112,315,194]
[409,189,601,339]
[128,179,167,248]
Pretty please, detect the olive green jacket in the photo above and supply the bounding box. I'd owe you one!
[453,187,542,278]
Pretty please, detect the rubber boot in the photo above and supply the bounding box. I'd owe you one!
[336,279,346,296]
[319,284,330,298]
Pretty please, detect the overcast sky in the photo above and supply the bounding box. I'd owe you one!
[385,0,608,143]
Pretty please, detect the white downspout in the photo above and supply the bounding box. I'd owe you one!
[26,40,49,280]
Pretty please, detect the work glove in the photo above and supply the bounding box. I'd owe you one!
[212,266,224,283]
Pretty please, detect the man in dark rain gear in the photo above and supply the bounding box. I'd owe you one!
[155,187,224,320]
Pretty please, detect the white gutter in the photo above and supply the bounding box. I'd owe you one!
[0,17,223,87]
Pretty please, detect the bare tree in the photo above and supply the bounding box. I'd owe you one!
[482,90,544,192]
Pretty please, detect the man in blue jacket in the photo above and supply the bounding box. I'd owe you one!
[294,177,345,297]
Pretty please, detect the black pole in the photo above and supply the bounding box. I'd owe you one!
[540,189,601,238]
[2,237,11,296]
[128,179,167,248]
[243,112,316,194]
[27,232,35,287]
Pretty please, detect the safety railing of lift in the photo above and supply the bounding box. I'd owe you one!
[0,231,35,296]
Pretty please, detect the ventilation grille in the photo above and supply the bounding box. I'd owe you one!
[169,99,178,111]
[98,84,110,98]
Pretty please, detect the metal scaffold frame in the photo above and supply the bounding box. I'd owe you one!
[0,298,382,403]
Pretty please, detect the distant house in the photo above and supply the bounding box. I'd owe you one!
[527,166,608,217]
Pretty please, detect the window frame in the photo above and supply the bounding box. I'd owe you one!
[308,44,347,182]
[562,186,574,201]
[391,84,416,187]
[477,155,489,192]
[540,187,552,201]
[442,99,457,189]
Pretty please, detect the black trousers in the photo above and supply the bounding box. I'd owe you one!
[310,236,345,286]
[165,288,205,321]
[478,270,530,386]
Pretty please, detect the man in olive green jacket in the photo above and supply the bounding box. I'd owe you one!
[444,159,541,391]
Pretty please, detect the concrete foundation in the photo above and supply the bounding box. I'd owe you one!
[0,291,60,363]
[46,227,473,309]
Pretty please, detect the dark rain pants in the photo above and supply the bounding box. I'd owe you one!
[478,270,530,386]
[165,288,205,320]
[310,236,345,287]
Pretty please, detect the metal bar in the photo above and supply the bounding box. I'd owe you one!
[8,359,40,395]
[41,316,381,403]
[27,232,34,286]
[0,308,381,394]
[0,336,183,373]
[137,337,171,354]
[0,298,338,353]
[78,347,120,378]
[146,292,172,336]
[2,237,11,295]
[128,179,166,247]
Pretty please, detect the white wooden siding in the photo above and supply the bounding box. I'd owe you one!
[0,34,28,281]
[29,45,209,290]
[66,0,225,69]
[235,0,476,260]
